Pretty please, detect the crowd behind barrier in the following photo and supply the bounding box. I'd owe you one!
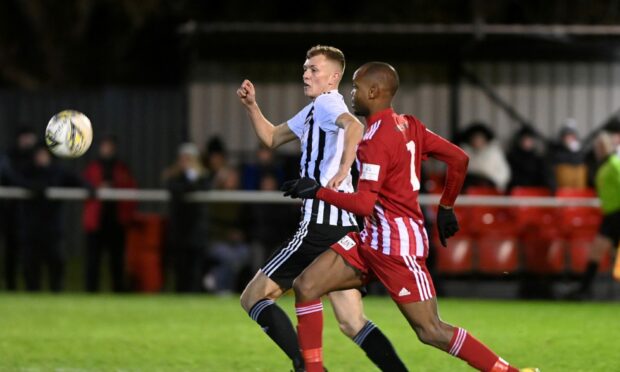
[0,119,619,299]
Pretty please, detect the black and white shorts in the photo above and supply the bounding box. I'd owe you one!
[261,220,358,290]
[600,210,620,248]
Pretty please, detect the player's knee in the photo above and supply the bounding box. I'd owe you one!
[338,318,366,338]
[240,282,262,312]
[415,327,437,346]
[414,323,447,348]
[239,289,253,312]
[292,275,318,301]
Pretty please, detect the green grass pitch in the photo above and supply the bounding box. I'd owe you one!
[0,294,618,371]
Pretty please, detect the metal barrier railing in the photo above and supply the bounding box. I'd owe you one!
[0,186,600,207]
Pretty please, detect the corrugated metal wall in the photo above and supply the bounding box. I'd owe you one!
[188,62,452,154]
[461,63,620,144]
[189,62,620,151]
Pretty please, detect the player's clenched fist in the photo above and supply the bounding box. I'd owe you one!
[237,79,256,106]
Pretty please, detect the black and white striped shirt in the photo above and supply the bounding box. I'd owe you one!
[287,90,357,227]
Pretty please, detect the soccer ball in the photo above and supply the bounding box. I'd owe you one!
[45,110,93,158]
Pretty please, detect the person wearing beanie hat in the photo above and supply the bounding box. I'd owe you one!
[507,125,555,191]
[549,118,588,188]
[604,117,620,156]
[460,121,511,191]
[162,142,209,292]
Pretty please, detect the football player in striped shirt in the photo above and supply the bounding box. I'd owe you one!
[237,46,406,371]
[284,62,538,372]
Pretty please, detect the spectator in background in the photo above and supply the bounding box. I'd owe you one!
[11,144,87,291]
[460,122,511,192]
[604,118,620,156]
[1,126,37,290]
[206,165,250,294]
[242,173,299,270]
[507,126,555,192]
[0,149,10,289]
[240,144,285,190]
[82,135,137,292]
[549,119,588,188]
[203,136,228,185]
[566,131,620,299]
[162,143,210,293]
[7,126,37,174]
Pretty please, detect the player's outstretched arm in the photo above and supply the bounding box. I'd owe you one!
[282,177,377,216]
[237,79,296,148]
[326,113,365,189]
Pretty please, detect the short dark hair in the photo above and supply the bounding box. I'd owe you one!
[464,122,495,142]
[358,62,400,96]
[306,45,345,72]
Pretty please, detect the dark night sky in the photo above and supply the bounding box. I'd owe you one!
[1,0,620,88]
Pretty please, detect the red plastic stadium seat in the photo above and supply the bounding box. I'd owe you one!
[555,188,602,236]
[521,233,566,274]
[464,187,512,236]
[453,206,472,235]
[510,187,555,234]
[476,232,520,274]
[510,187,553,197]
[466,186,503,196]
[436,236,474,274]
[555,187,596,198]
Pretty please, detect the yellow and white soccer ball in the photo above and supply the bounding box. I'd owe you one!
[45,110,93,158]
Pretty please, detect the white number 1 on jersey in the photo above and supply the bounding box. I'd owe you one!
[406,141,421,191]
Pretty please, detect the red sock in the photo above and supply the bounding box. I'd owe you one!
[448,327,518,372]
[295,299,324,372]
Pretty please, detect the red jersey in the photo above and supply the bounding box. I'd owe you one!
[319,108,468,257]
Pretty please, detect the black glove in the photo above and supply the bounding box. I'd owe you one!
[436,206,459,247]
[280,177,320,199]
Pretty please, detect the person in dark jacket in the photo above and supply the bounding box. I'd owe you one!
[240,144,285,190]
[11,144,87,291]
[241,172,299,270]
[507,126,555,191]
[82,135,137,292]
[548,120,588,188]
[162,143,209,292]
[1,126,37,290]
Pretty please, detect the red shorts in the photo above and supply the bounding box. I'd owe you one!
[332,232,436,304]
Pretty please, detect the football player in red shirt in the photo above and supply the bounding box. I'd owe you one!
[282,62,538,372]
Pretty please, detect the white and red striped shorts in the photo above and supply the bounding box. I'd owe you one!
[332,232,436,304]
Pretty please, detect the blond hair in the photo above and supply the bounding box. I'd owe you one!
[306,45,345,72]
